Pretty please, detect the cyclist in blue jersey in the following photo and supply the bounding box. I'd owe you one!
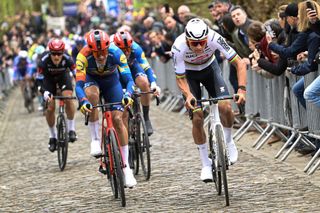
[76,29,137,188]
[13,50,35,108]
[112,31,161,135]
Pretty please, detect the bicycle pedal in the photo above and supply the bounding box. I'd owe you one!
[202,179,213,183]
[98,165,107,175]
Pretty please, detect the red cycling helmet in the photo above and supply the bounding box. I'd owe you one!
[87,30,110,52]
[113,31,133,49]
[48,38,65,52]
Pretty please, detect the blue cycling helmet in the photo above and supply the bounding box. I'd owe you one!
[75,37,86,46]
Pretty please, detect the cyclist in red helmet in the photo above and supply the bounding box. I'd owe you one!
[38,38,78,152]
[112,31,161,135]
[76,30,137,188]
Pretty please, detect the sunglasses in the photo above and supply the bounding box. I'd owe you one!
[92,49,107,58]
[189,39,207,47]
[51,52,63,56]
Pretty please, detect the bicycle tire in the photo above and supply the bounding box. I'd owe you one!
[215,125,229,206]
[24,86,34,113]
[137,113,151,180]
[56,114,68,171]
[208,123,221,194]
[110,130,126,207]
[103,129,117,198]
[128,116,139,175]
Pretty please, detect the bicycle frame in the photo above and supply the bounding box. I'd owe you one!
[100,104,125,174]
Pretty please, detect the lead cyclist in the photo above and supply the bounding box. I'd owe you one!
[171,18,247,182]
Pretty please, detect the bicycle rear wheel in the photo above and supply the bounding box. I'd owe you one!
[110,130,126,207]
[208,123,221,194]
[56,114,68,171]
[215,125,229,206]
[24,86,34,113]
[137,113,151,180]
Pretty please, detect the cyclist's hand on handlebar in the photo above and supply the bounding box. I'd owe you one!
[80,100,92,114]
[122,92,133,108]
[150,82,161,97]
[185,95,196,110]
[43,91,53,102]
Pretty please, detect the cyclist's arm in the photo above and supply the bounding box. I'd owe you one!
[118,53,135,95]
[75,53,88,103]
[230,56,246,92]
[134,43,156,84]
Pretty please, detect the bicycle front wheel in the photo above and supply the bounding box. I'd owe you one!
[102,129,117,198]
[128,116,139,175]
[110,130,126,207]
[56,114,68,171]
[208,123,221,194]
[215,125,229,206]
[137,113,151,180]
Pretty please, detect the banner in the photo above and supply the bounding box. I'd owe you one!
[46,16,66,31]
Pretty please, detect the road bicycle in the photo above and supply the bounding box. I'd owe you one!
[85,101,126,207]
[196,95,237,206]
[127,90,160,180]
[53,96,77,171]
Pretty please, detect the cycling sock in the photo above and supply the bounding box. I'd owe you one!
[223,127,233,144]
[49,126,57,138]
[67,119,75,131]
[89,121,99,141]
[121,145,129,167]
[142,105,150,121]
[198,143,211,167]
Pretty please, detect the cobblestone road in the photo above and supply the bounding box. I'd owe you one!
[1,89,320,212]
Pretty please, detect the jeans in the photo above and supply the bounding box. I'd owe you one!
[304,75,320,108]
[292,77,306,108]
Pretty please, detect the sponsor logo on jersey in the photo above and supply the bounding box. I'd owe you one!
[217,37,230,51]
[120,54,127,64]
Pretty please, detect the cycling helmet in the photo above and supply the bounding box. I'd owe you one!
[87,30,110,51]
[48,38,65,52]
[185,18,209,41]
[18,50,28,59]
[75,36,86,46]
[113,31,133,49]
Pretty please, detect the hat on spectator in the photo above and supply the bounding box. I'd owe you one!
[284,3,298,17]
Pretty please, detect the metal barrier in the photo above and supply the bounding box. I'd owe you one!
[0,67,14,117]
[150,57,320,175]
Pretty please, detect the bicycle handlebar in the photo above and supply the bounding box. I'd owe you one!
[132,89,161,106]
[191,94,239,105]
[53,96,77,100]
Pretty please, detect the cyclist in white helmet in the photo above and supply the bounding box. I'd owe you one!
[171,18,246,182]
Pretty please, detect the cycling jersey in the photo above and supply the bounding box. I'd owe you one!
[38,51,75,76]
[37,51,75,94]
[13,56,33,81]
[126,41,156,83]
[171,29,238,76]
[75,44,134,104]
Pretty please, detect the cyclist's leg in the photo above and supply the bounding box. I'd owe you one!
[59,73,77,142]
[203,59,238,163]
[43,77,57,151]
[132,62,154,135]
[83,75,101,156]
[186,70,212,181]
[102,76,137,187]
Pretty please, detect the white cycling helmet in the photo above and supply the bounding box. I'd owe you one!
[185,18,209,41]
[18,50,28,59]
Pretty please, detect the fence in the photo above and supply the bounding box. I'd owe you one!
[150,57,320,175]
[0,67,14,117]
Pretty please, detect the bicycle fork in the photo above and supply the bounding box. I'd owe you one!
[209,103,231,167]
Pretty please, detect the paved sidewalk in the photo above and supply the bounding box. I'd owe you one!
[0,89,319,212]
